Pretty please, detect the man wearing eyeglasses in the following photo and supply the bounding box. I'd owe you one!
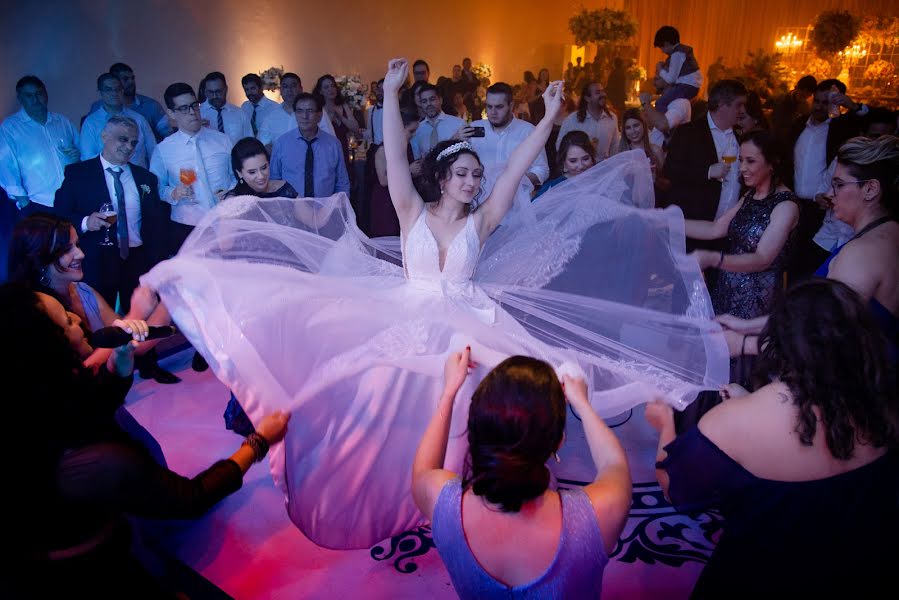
[150,82,235,255]
[80,73,157,169]
[270,93,349,198]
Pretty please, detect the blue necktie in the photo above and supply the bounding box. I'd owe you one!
[107,167,129,260]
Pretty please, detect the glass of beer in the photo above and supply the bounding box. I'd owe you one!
[98,202,117,246]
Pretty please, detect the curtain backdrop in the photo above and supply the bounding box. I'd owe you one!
[1,0,895,123]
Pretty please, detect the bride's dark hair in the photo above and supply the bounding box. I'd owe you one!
[462,356,567,512]
[414,139,484,205]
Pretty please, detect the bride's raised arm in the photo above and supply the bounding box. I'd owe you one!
[478,81,565,235]
[383,58,424,232]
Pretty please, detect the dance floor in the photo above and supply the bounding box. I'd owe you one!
[125,346,720,599]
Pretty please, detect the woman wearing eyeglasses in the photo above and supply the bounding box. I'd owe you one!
[718,135,899,361]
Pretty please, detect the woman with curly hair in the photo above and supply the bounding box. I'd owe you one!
[647,278,899,598]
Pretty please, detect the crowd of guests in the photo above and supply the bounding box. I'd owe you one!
[2,23,898,597]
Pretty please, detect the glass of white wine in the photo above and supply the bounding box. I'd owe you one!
[98,202,117,246]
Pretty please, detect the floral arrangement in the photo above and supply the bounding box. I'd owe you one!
[259,66,284,91]
[471,62,492,81]
[737,49,790,100]
[336,75,368,110]
[804,57,835,80]
[626,64,647,82]
[864,59,895,82]
[857,16,899,47]
[810,10,861,57]
[568,8,637,47]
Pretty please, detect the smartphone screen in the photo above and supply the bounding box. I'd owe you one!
[472,126,485,137]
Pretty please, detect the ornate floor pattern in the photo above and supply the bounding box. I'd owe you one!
[127,348,717,599]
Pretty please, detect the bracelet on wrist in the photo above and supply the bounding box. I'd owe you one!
[716,250,726,269]
[243,432,270,463]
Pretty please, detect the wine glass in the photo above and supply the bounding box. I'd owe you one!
[98,202,117,246]
[721,137,739,165]
[179,167,197,201]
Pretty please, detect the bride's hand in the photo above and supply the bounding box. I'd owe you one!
[541,81,565,120]
[443,346,472,396]
[384,59,408,94]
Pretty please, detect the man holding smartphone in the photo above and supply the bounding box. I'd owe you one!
[460,82,549,199]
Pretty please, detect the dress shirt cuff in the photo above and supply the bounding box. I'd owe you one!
[81,216,90,233]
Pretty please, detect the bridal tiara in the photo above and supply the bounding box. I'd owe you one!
[436,141,473,162]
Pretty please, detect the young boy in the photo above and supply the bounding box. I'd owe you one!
[653,26,702,113]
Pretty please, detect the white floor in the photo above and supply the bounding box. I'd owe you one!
[125,348,714,599]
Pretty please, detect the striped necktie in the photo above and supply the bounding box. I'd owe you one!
[251,104,258,136]
[216,107,225,133]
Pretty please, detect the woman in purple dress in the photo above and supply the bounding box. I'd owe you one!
[412,349,631,599]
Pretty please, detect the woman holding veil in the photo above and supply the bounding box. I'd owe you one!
[143,59,728,549]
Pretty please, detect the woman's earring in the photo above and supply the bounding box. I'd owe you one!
[554,452,561,463]
[39,268,51,287]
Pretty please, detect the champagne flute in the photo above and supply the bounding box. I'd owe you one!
[98,202,117,246]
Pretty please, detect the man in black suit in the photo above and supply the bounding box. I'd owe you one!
[662,79,747,250]
[55,114,177,383]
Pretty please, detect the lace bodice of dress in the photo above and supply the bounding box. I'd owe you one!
[402,208,481,284]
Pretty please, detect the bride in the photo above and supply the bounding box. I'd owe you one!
[143,59,728,549]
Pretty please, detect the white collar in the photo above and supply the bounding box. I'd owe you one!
[707,111,732,135]
[99,153,129,173]
[175,128,203,144]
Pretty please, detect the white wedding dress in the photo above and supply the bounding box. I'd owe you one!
[143,150,728,549]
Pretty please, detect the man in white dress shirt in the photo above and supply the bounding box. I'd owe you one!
[410,84,466,159]
[0,75,80,213]
[81,73,156,169]
[86,63,170,141]
[557,81,620,162]
[241,73,280,138]
[258,73,303,148]
[201,72,253,146]
[464,82,548,199]
[257,73,335,149]
[366,79,385,145]
[150,82,235,253]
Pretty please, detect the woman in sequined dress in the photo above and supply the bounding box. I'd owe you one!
[684,129,799,386]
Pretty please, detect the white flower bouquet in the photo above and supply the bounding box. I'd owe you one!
[336,75,368,110]
[471,62,493,81]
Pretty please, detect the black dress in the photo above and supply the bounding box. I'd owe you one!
[659,428,899,599]
[712,189,796,387]
[711,190,796,319]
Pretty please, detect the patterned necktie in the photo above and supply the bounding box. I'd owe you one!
[216,107,225,133]
[106,167,129,260]
[251,104,258,137]
[303,137,315,197]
